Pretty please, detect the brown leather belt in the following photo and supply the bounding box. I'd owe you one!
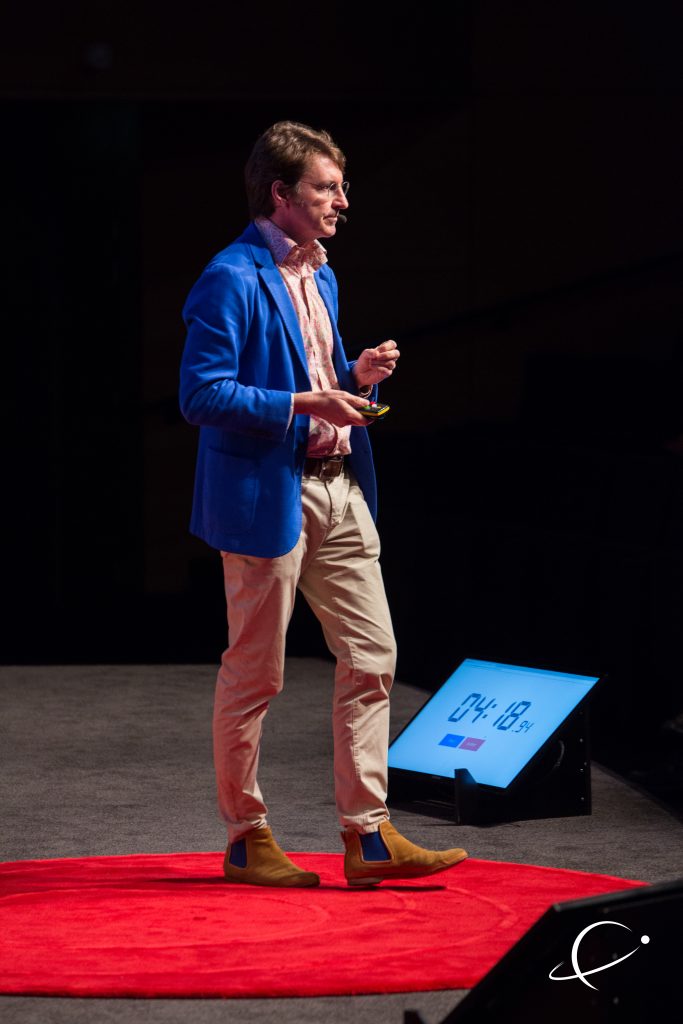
[303,455,346,481]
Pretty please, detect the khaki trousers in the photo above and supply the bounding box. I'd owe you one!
[214,466,397,842]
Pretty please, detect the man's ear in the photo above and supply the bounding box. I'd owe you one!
[271,180,289,207]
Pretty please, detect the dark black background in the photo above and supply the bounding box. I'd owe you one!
[2,3,682,800]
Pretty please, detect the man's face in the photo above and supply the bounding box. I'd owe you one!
[272,154,349,245]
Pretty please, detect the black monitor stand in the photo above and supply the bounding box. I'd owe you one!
[389,704,592,825]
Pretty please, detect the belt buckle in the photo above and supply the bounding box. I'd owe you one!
[320,456,343,482]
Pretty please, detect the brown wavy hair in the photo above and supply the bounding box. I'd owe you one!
[244,121,346,219]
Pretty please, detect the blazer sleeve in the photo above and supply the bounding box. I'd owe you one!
[179,262,292,442]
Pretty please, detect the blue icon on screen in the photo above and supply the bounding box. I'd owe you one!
[439,734,465,748]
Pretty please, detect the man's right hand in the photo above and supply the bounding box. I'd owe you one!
[293,390,372,427]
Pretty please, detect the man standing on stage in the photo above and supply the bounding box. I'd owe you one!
[180,121,467,886]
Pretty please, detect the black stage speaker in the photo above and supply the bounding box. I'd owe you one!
[405,879,682,1023]
[388,658,604,824]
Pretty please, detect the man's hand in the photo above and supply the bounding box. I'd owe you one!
[293,389,372,427]
[352,339,400,389]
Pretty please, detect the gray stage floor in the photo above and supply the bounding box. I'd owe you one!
[1,659,682,1023]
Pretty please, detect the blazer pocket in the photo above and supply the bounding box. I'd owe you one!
[205,447,258,534]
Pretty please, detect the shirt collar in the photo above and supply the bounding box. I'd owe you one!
[254,216,328,272]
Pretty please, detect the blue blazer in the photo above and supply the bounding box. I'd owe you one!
[179,222,378,557]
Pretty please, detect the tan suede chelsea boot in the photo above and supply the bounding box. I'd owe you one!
[342,820,468,886]
[223,825,320,887]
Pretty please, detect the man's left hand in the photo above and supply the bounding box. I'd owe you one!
[353,340,401,389]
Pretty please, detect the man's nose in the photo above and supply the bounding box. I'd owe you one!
[333,187,349,209]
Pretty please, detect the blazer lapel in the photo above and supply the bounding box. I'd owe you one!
[316,272,354,392]
[245,229,310,384]
[259,267,310,381]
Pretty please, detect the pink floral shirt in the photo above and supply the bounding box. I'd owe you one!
[255,216,351,457]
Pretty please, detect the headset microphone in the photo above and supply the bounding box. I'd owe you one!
[337,213,347,223]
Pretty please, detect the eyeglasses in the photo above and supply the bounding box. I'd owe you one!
[298,180,350,197]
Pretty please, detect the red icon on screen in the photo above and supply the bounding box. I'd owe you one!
[460,737,485,751]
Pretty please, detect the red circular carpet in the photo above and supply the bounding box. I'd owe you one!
[0,852,644,998]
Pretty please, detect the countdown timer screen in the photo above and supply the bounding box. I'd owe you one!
[388,659,600,789]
